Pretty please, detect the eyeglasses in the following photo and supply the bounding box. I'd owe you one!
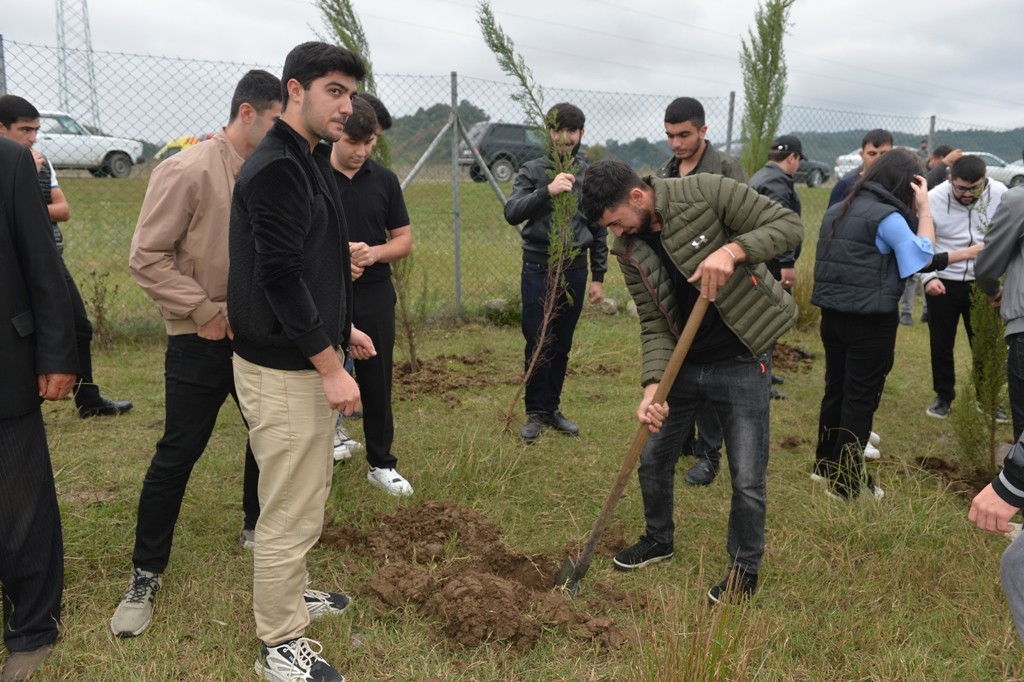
[950,178,987,198]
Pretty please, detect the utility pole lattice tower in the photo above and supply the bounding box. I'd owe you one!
[56,0,101,128]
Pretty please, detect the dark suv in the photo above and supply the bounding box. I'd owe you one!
[459,121,545,183]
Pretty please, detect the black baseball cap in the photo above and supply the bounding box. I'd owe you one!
[771,135,805,160]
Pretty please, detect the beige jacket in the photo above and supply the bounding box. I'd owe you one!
[130,131,242,335]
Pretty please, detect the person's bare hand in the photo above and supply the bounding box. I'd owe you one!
[322,369,361,415]
[964,242,984,260]
[349,241,377,268]
[350,261,364,281]
[925,279,946,296]
[911,174,930,212]
[197,312,232,340]
[780,267,797,290]
[687,247,737,301]
[636,383,668,433]
[547,172,575,196]
[587,281,604,304]
[943,149,963,166]
[348,326,377,361]
[989,287,1004,307]
[37,373,75,401]
[969,483,1020,534]
[30,149,45,173]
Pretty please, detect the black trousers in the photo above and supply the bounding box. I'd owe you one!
[61,262,100,407]
[0,410,63,653]
[352,279,398,470]
[926,279,978,403]
[132,334,260,573]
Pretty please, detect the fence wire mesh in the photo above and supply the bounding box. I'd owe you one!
[2,39,1017,337]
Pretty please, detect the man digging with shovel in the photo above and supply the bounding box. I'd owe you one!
[581,159,802,603]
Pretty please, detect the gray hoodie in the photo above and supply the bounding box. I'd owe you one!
[975,186,1024,339]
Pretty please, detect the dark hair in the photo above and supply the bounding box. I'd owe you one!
[664,97,705,127]
[280,42,365,112]
[547,102,585,131]
[768,149,793,163]
[950,155,986,183]
[353,92,392,131]
[0,95,40,128]
[341,96,378,143]
[861,128,893,149]
[931,144,953,159]
[844,148,921,213]
[581,159,646,225]
[228,70,282,123]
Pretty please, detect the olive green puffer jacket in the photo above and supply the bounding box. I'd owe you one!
[613,174,803,386]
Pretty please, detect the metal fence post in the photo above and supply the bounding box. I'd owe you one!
[726,91,736,149]
[0,35,7,96]
[928,115,936,151]
[451,71,462,315]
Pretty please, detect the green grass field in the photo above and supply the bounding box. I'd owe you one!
[16,176,1024,680]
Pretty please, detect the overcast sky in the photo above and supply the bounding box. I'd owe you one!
[3,0,1022,129]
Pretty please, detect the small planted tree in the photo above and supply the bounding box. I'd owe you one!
[738,0,795,177]
[951,286,1008,475]
[476,2,581,431]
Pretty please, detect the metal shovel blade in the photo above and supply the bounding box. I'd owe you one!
[554,555,581,598]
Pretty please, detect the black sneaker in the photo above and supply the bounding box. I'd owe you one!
[707,568,758,605]
[926,397,951,419]
[612,536,673,571]
[684,458,719,486]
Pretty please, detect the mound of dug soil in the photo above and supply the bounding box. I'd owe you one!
[320,501,639,652]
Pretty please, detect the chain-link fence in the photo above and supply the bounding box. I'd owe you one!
[1,38,1017,337]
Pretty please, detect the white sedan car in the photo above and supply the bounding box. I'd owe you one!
[833,149,861,180]
[35,111,145,178]
[965,152,1024,188]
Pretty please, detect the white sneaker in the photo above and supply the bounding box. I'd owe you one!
[333,425,363,463]
[255,637,344,682]
[303,588,350,620]
[868,431,880,447]
[864,443,881,460]
[367,467,413,496]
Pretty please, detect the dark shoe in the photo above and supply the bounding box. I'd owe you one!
[921,309,929,323]
[684,458,719,486]
[543,410,580,436]
[899,313,913,326]
[612,536,673,571]
[770,374,784,385]
[519,413,544,443]
[707,568,758,605]
[769,386,787,400]
[977,403,1011,425]
[926,397,951,419]
[78,397,133,418]
[2,644,52,682]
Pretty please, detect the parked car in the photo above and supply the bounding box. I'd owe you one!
[34,111,145,178]
[458,121,545,183]
[154,133,214,161]
[716,142,831,186]
[833,149,861,180]
[964,152,1024,188]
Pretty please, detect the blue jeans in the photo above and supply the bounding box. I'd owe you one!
[1008,332,1024,442]
[520,262,587,415]
[637,352,771,575]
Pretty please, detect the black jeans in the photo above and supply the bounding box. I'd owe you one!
[352,279,398,470]
[0,411,63,653]
[132,334,259,573]
[815,308,898,496]
[61,262,101,407]
[926,279,978,403]
[520,262,587,415]
[1008,332,1024,442]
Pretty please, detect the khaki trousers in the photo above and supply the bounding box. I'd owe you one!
[232,353,335,645]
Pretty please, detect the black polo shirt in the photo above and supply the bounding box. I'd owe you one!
[332,158,410,284]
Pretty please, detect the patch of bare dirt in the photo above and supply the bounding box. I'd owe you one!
[914,455,995,498]
[772,342,814,374]
[320,501,640,652]
[393,353,499,406]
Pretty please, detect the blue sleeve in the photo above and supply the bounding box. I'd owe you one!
[875,212,934,278]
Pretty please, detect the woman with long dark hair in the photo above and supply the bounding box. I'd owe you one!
[811,149,981,499]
